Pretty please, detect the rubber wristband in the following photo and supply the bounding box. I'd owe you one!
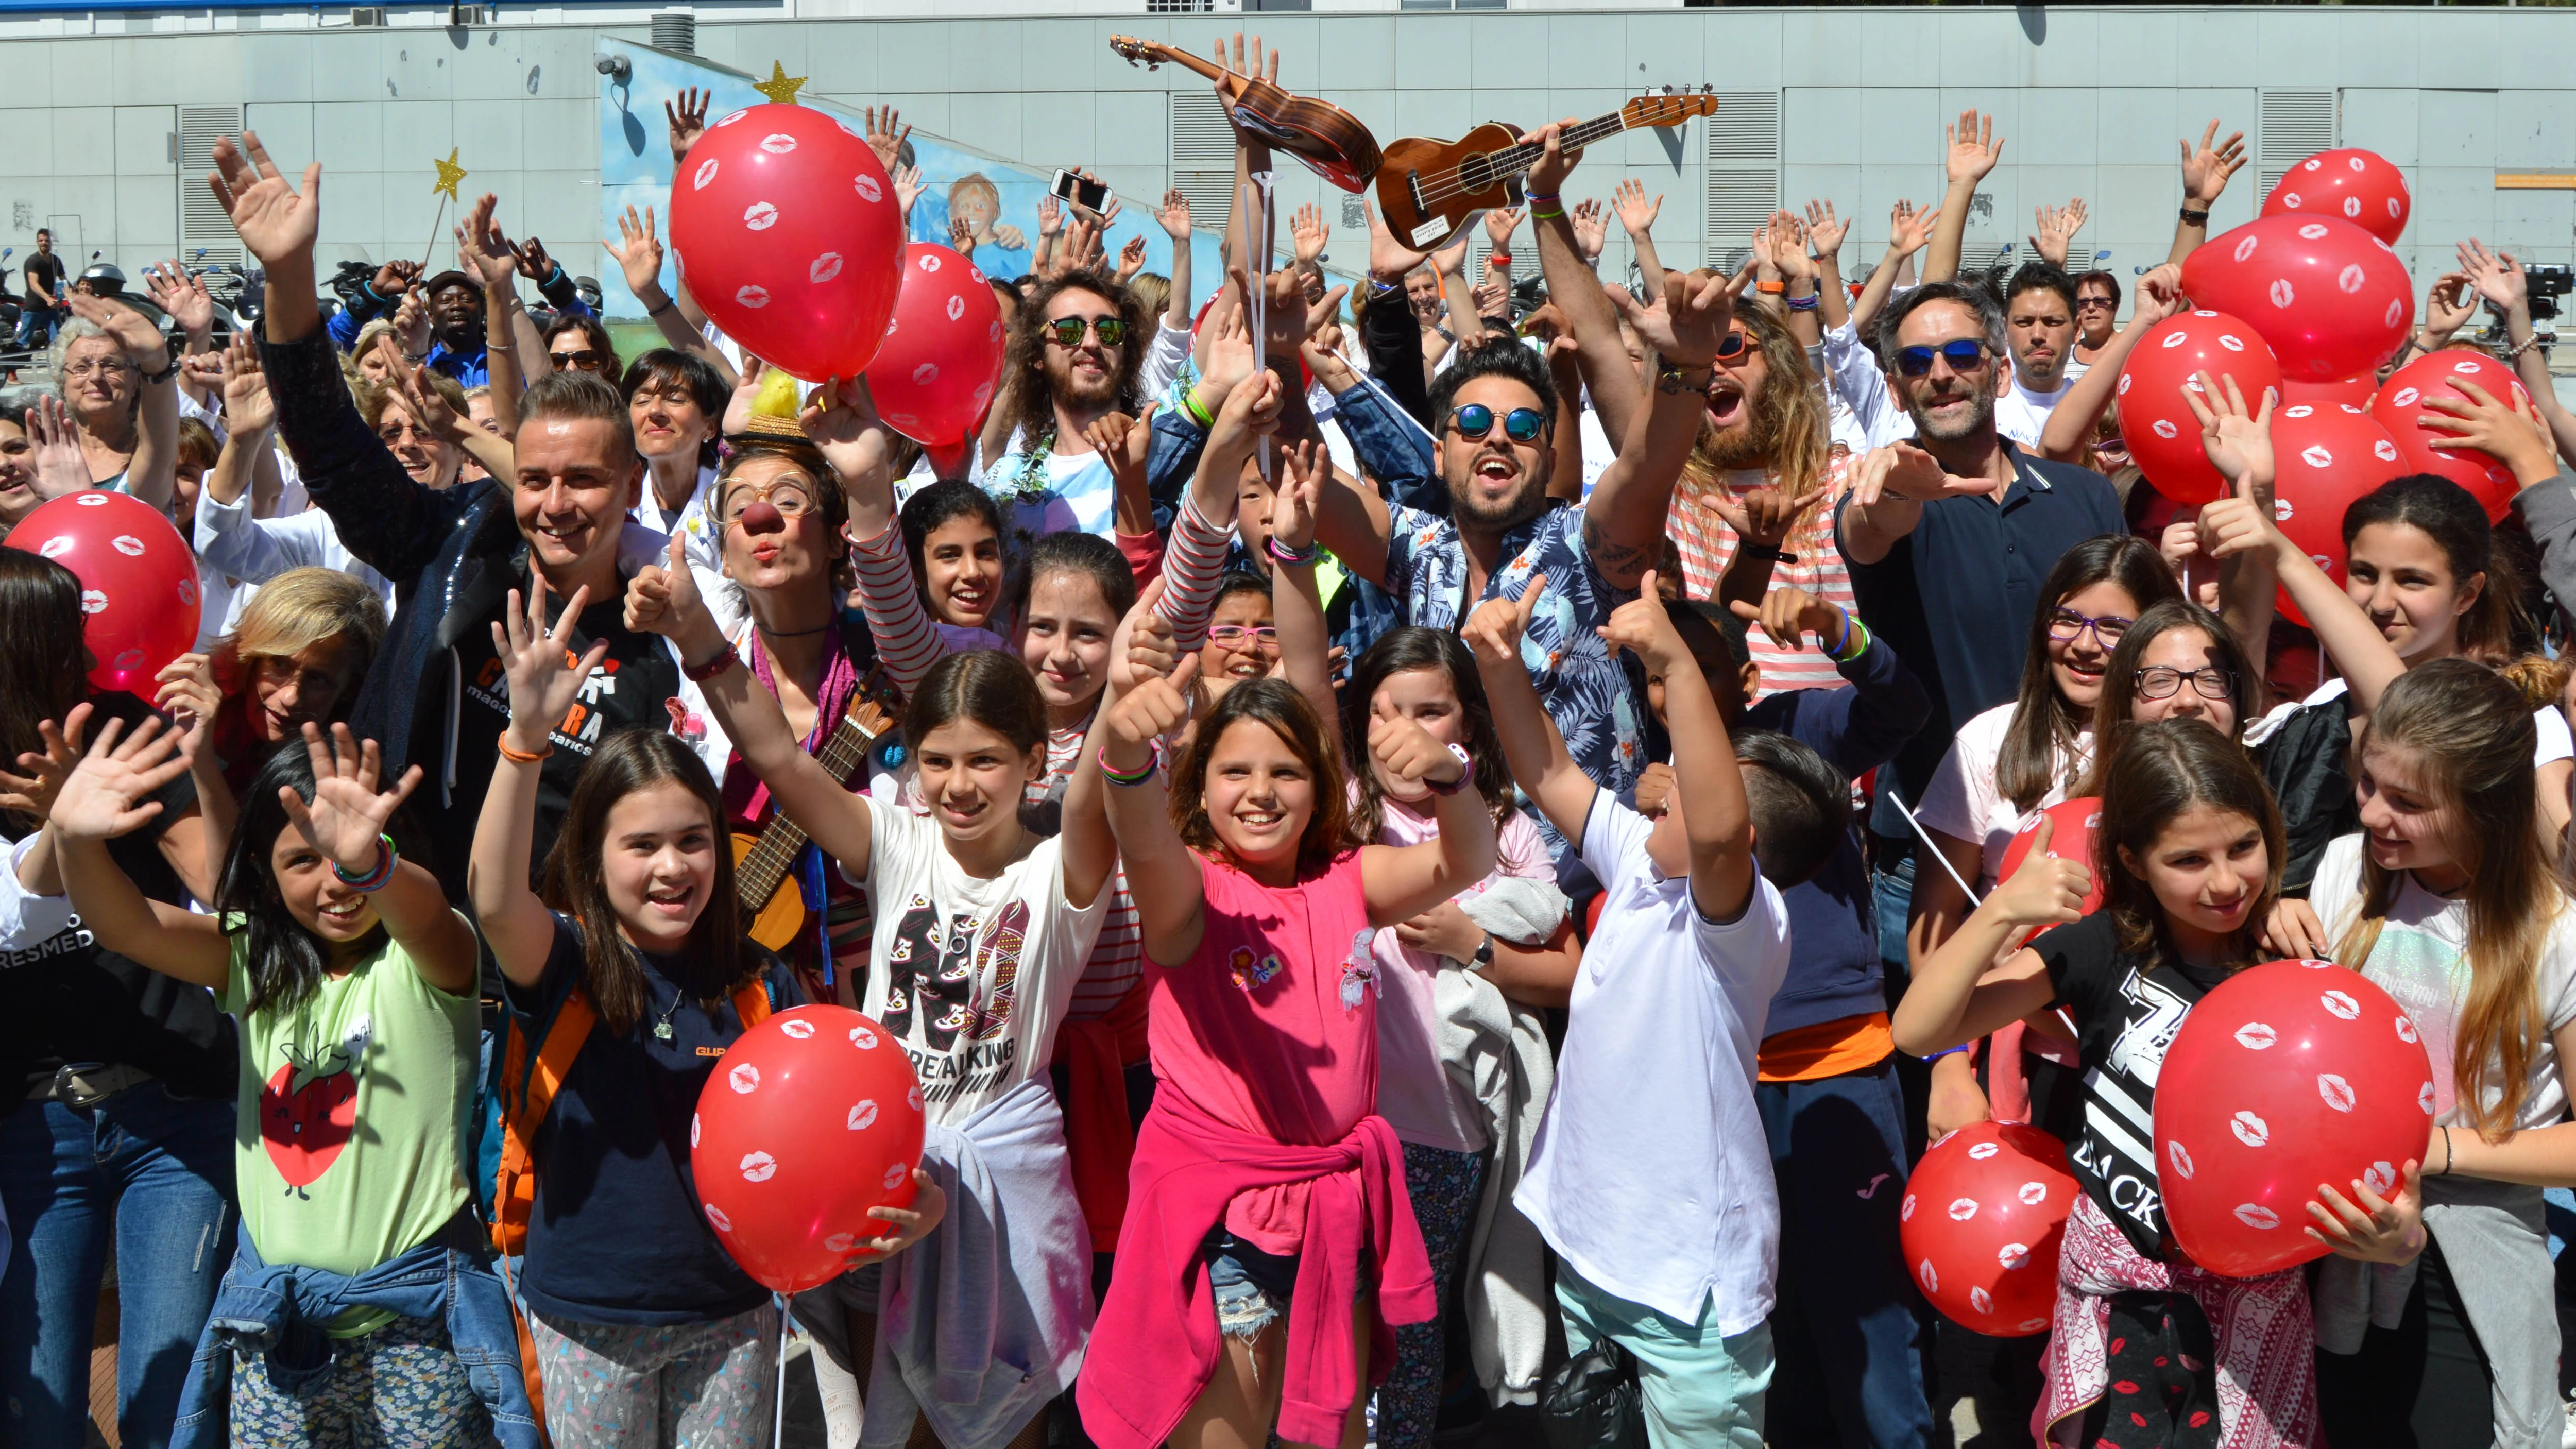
[1530,204,1565,222]
[1785,292,1821,312]
[1182,387,1216,429]
[1831,614,1872,665]
[497,732,553,765]
[332,834,399,892]
[1922,1043,1972,1061]
[1099,741,1160,788]
[1523,192,1559,208]
[1424,743,1476,797]
[1486,251,1512,267]
[1265,535,1319,567]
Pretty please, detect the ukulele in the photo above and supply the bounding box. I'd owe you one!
[733,689,896,953]
[1374,90,1720,252]
[1107,36,1383,194]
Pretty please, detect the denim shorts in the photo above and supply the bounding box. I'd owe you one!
[1201,1226,1301,1340]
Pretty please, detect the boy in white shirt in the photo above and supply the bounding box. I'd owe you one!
[1464,571,1851,1449]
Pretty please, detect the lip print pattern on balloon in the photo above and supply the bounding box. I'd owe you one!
[740,1150,777,1182]
[779,1018,815,1040]
[2318,1073,2357,1113]
[2230,1110,2270,1147]
[760,133,798,155]
[730,1062,761,1093]
[1948,1198,1980,1221]
[810,253,844,283]
[848,1099,878,1130]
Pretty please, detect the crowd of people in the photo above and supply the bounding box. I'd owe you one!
[8,45,2576,1449]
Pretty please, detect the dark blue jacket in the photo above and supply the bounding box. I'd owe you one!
[1741,635,1930,1040]
[173,1213,540,1449]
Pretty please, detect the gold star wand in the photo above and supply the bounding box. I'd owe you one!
[752,61,806,106]
[422,148,467,269]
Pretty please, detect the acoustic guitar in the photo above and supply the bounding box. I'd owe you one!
[734,691,897,953]
[1374,90,1720,253]
[1107,36,1383,194]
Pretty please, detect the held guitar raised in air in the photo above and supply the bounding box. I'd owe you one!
[1375,90,1720,252]
[1107,36,1384,195]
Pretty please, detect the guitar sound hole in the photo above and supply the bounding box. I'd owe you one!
[1459,152,1493,193]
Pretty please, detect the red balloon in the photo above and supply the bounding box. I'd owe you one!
[867,245,1006,450]
[2281,374,2376,411]
[691,1005,926,1294]
[2179,215,2415,382]
[4,491,202,695]
[1901,1122,2078,1337]
[2116,311,2283,505]
[2371,350,2534,522]
[2261,148,2412,245]
[2267,403,2410,627]
[2153,960,2434,1278]
[667,103,906,384]
[1995,798,2106,934]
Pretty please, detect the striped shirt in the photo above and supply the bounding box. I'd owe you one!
[1665,450,1860,699]
[1032,723,1144,1022]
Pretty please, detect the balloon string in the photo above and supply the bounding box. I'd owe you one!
[773,1292,790,1449]
[1880,786,1983,909]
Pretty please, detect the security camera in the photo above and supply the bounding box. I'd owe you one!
[594,52,632,83]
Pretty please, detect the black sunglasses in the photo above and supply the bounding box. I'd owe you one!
[1045,315,1129,348]
[1448,403,1547,444]
[1895,339,1991,377]
[549,349,607,372]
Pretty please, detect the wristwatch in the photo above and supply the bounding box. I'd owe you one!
[140,356,180,386]
[2179,206,2212,226]
[1471,935,1496,970]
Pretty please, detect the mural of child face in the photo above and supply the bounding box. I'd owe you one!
[951,185,999,241]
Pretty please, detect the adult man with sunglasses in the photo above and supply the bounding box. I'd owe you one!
[1835,278,2123,1041]
[978,268,1156,555]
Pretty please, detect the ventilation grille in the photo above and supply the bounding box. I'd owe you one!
[1170,92,1234,233]
[180,106,244,268]
[1960,244,2012,281]
[1704,90,1779,262]
[2259,90,2338,201]
[1146,0,1213,13]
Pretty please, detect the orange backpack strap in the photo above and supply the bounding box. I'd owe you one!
[490,990,596,1259]
[732,979,774,1031]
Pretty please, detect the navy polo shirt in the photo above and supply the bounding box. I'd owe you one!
[1834,441,2124,839]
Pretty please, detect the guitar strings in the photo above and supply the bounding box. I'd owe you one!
[1406,113,1646,210]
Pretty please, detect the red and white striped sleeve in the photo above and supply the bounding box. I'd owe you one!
[1154,487,1235,653]
[847,523,948,696]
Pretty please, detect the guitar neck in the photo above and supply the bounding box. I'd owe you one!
[737,708,884,898]
[1488,109,1635,187]
[1119,41,1247,99]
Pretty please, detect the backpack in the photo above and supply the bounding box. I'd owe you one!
[483,979,775,1430]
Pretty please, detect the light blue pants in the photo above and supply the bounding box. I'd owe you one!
[1554,1258,1773,1449]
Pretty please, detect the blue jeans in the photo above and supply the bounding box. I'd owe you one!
[0,1083,237,1449]
[14,306,56,350]
[1756,1059,1935,1449]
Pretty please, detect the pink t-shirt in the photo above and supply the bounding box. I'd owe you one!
[1371,806,1553,1153]
[1151,849,1378,1255]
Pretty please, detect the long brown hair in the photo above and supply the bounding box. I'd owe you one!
[1341,627,1514,841]
[2077,599,2260,793]
[2342,475,2517,666]
[2331,659,2561,1138]
[1996,534,2181,813]
[538,730,752,1035]
[995,268,1146,456]
[1170,677,1354,876]
[1678,304,1830,542]
[0,552,89,834]
[2096,720,2283,961]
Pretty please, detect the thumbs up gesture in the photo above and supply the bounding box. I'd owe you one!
[1989,814,2092,931]
[1595,569,1687,675]
[1462,575,1546,670]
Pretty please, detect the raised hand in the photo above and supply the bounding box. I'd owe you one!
[1104,653,1199,769]
[388,351,469,442]
[863,106,911,172]
[65,292,170,371]
[1849,441,2000,509]
[1764,210,1814,281]
[1159,189,1192,242]
[2180,120,2249,209]
[1570,199,1608,263]
[1429,232,1471,280]
[1989,814,2091,930]
[1115,234,1149,285]
[144,261,216,340]
[457,192,518,292]
[370,258,422,299]
[2029,198,2088,268]
[606,204,667,300]
[48,714,190,842]
[1803,199,1848,259]
[1036,193,1064,240]
[1522,120,1584,199]
[1291,202,1330,266]
[1113,577,1181,694]
[1461,575,1544,670]
[2459,238,2528,313]
[1945,109,2004,186]
[2419,377,2557,484]
[626,531,709,640]
[1595,568,1687,674]
[390,289,431,359]
[0,703,92,823]
[1368,711,1468,793]
[151,654,225,750]
[2421,271,2476,342]
[797,374,890,484]
[283,723,422,876]
[2130,263,2188,329]
[1608,262,1755,369]
[1209,368,1283,456]
[1611,179,1661,238]
[2182,369,2277,505]
[1215,30,1280,86]
[1469,277,1506,320]
[948,215,975,254]
[179,351,228,398]
[1728,584,1846,654]
[1888,199,1938,257]
[1196,296,1258,404]
[23,395,89,501]
[1081,405,1154,506]
[1272,436,1322,552]
[666,86,711,165]
[1482,206,1523,253]
[492,577,609,753]
[892,164,924,221]
[1364,199,1429,282]
[209,131,322,274]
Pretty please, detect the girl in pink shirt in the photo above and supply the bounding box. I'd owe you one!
[1080,429,1500,1449]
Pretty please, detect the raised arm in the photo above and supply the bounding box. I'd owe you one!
[1461,580,1595,841]
[1805,199,1852,333]
[291,723,475,992]
[1888,814,2085,1055]
[457,193,525,418]
[2028,198,2087,271]
[47,716,229,989]
[1611,179,1666,300]
[2462,241,2576,465]
[1849,199,1935,344]
[1761,210,1824,349]
[1268,438,1337,725]
[2165,122,2248,269]
[1924,110,2002,286]
[1606,571,1752,923]
[2038,264,2185,464]
[608,204,738,387]
[1357,712,1497,927]
[1160,190,1197,332]
[468,579,611,987]
[66,293,179,509]
[1098,655,1207,966]
[1586,264,1748,592]
[1528,125,1642,450]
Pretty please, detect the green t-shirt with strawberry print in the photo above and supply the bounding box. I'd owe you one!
[223,928,477,1336]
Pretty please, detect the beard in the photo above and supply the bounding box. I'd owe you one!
[1447,459,1553,534]
[1702,382,1783,472]
[1909,384,1997,443]
[1046,352,1123,414]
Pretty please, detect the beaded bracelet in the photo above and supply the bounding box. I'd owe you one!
[333,834,399,893]
[684,645,741,684]
[1265,535,1319,567]
[1099,741,1162,789]
[1784,291,1820,312]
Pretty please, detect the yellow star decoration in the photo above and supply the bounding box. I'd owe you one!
[752,61,807,106]
[430,148,467,201]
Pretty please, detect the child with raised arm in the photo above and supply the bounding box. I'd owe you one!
[1464,570,1849,1449]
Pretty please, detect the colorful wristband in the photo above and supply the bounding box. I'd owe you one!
[1424,743,1477,797]
[1181,386,1216,429]
[1784,291,1821,312]
[332,834,399,892]
[1830,612,1872,665]
[683,644,740,683]
[1265,535,1319,567]
[497,732,553,765]
[1099,741,1162,788]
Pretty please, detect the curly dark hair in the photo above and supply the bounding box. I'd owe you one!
[995,267,1147,455]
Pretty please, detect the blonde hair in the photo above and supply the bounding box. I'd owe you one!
[1675,306,1833,578]
[1128,271,1171,322]
[357,373,470,431]
[2332,659,2563,1138]
[221,567,388,683]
